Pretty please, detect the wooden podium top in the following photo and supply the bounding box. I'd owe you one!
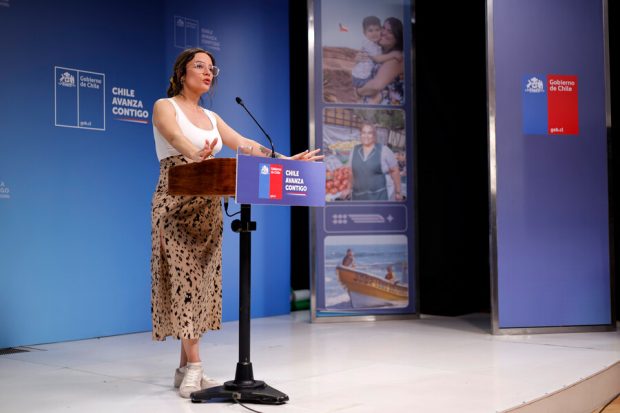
[168,158,236,196]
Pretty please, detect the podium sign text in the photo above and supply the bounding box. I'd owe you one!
[236,155,326,207]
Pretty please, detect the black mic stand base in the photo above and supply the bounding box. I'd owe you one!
[190,380,289,404]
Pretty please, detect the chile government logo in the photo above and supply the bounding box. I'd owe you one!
[258,163,283,200]
[522,74,579,135]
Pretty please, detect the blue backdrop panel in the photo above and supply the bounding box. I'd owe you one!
[491,0,611,329]
[0,0,291,348]
[0,0,165,348]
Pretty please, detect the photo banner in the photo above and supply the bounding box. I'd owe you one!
[488,0,613,332]
[309,0,417,320]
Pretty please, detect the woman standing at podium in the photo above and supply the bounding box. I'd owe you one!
[150,48,321,398]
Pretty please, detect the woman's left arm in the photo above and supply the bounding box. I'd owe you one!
[356,59,403,98]
[214,113,323,161]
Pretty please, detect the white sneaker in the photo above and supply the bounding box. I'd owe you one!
[200,375,221,389]
[174,367,221,390]
[174,367,185,388]
[179,364,203,398]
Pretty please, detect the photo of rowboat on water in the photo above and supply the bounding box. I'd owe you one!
[324,235,409,310]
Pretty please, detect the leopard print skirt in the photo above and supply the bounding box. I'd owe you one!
[151,155,223,341]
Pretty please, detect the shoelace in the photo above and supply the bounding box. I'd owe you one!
[182,367,202,388]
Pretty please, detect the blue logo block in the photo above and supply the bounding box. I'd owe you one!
[522,75,548,135]
[258,163,270,199]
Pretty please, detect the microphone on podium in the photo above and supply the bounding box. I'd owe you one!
[235,96,276,158]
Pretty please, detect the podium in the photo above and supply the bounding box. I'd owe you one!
[168,156,325,405]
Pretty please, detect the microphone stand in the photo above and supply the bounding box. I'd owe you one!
[190,100,288,406]
[235,97,276,158]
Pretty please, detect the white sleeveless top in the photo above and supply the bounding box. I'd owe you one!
[153,98,223,161]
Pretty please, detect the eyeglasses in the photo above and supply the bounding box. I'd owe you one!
[191,61,220,77]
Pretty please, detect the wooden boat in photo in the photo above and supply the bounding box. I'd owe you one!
[336,265,409,309]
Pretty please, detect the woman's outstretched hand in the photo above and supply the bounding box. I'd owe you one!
[289,148,324,162]
[191,138,219,162]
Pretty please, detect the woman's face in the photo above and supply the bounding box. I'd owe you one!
[379,21,396,50]
[360,125,376,146]
[182,52,215,94]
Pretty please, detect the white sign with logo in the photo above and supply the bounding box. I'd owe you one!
[173,15,221,51]
[54,66,106,131]
[174,15,199,48]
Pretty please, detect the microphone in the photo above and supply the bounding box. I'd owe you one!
[235,96,276,158]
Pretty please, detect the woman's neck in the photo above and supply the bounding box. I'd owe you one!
[176,90,201,108]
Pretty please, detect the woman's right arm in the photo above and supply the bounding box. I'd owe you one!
[355,59,403,98]
[152,99,215,161]
[213,112,322,161]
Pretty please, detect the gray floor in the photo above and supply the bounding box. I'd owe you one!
[1,312,619,413]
